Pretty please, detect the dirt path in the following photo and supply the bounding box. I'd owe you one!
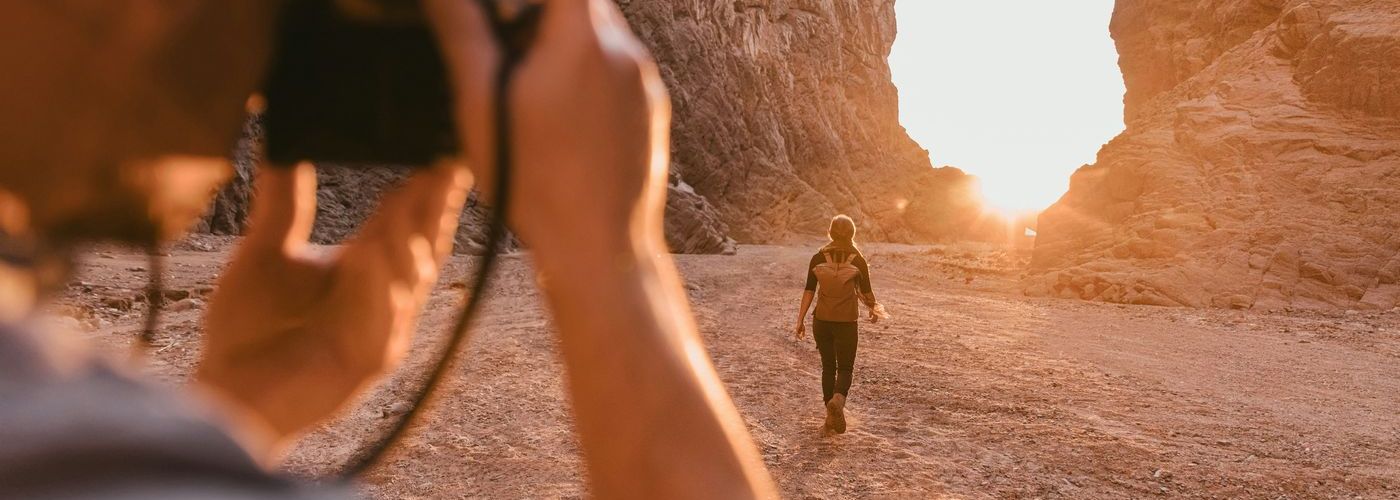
[57,241,1400,499]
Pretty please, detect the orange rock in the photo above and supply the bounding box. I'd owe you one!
[1029,0,1400,311]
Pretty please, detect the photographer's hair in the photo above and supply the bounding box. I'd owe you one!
[827,214,857,250]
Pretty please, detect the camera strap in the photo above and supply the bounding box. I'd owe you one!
[140,248,164,347]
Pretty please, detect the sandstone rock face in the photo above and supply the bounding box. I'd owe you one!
[202,0,990,253]
[1029,0,1400,310]
[665,173,738,255]
[1110,0,1283,122]
[620,0,986,243]
[191,118,259,236]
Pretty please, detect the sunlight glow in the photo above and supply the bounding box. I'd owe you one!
[889,1,1125,215]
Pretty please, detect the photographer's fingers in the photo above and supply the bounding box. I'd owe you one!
[356,162,473,292]
[398,163,474,266]
[425,0,501,193]
[330,162,469,375]
[241,162,316,255]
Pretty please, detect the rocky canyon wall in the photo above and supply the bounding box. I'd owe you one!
[201,0,991,253]
[1028,0,1400,310]
[617,0,988,243]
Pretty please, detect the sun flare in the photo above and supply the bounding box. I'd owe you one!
[961,177,1047,230]
[974,173,1068,217]
[889,0,1124,218]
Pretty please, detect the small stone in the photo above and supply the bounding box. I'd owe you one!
[382,402,413,418]
[101,297,133,311]
[165,298,204,312]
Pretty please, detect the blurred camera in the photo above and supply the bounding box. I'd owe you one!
[261,0,457,167]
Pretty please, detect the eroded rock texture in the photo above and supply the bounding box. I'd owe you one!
[1029,0,1400,310]
[620,0,985,243]
[202,0,988,253]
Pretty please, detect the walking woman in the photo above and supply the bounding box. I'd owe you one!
[793,215,887,434]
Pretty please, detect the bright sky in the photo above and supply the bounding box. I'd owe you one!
[888,1,1125,215]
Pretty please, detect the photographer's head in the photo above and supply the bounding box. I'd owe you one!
[0,2,279,247]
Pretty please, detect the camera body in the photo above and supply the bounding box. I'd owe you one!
[261,0,456,167]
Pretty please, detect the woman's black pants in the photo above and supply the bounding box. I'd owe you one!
[813,319,858,403]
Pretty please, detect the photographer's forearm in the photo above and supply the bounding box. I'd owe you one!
[535,238,776,499]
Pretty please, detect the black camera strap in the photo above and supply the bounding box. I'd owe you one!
[140,249,164,346]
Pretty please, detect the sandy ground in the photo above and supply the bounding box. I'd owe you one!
[50,238,1400,499]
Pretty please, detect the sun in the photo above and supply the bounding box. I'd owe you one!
[889,0,1123,225]
[969,174,1064,219]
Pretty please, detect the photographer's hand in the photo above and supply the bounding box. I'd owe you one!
[428,0,777,497]
[195,162,471,464]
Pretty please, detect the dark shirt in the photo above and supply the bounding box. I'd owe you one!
[804,249,873,294]
[0,323,350,499]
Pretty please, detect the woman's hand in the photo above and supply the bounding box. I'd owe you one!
[196,162,470,462]
[868,301,888,324]
[794,321,806,340]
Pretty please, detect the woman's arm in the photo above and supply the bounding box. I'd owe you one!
[862,292,878,309]
[795,290,814,339]
[796,254,818,338]
[855,256,884,322]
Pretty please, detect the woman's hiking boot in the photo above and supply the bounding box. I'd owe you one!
[826,393,847,434]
